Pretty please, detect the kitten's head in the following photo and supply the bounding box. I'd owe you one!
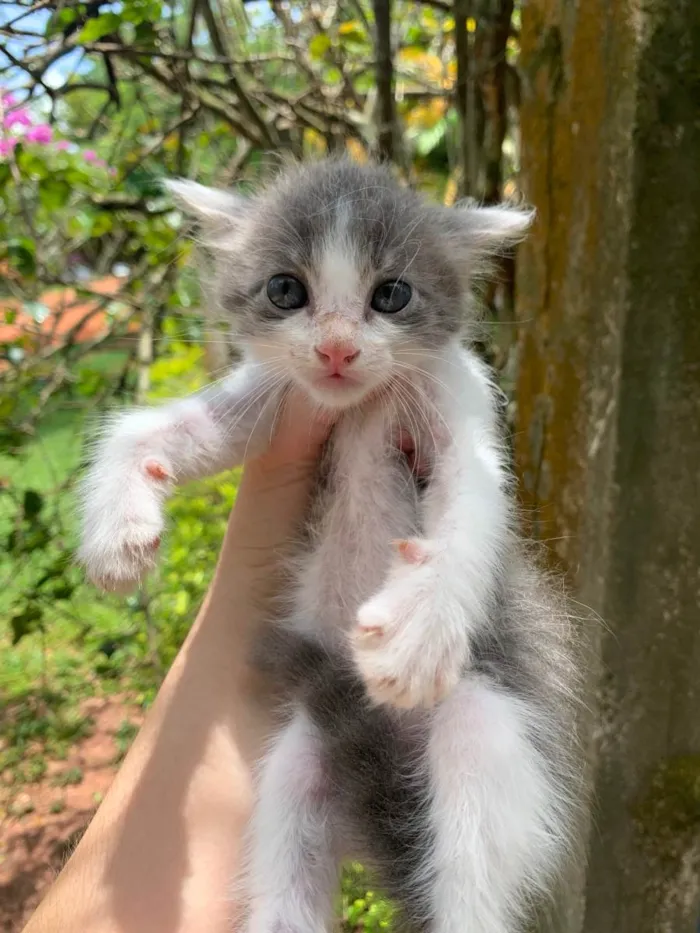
[167,159,532,409]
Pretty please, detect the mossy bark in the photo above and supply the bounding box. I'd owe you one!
[516,1,700,931]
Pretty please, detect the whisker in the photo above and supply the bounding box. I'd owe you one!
[242,374,290,463]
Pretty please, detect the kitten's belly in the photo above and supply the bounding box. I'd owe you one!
[290,417,419,638]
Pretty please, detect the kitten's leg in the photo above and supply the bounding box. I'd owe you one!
[244,709,339,933]
[426,678,566,933]
[354,346,510,708]
[78,361,283,591]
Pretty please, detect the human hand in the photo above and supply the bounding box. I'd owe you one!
[210,390,334,620]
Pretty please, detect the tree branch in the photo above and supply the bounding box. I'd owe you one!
[373,0,397,162]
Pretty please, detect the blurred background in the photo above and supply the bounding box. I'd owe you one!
[0,1,698,931]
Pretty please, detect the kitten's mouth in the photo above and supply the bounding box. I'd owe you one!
[304,369,378,409]
[314,372,361,388]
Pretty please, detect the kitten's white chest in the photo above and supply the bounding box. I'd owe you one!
[290,407,419,638]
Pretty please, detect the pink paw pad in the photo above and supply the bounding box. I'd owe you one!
[355,622,385,642]
[143,459,170,481]
[393,538,429,565]
[124,536,161,557]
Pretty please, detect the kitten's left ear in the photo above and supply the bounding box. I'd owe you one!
[443,200,535,262]
[164,178,250,248]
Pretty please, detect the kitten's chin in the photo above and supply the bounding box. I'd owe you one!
[301,374,381,410]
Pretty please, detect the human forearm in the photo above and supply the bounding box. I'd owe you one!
[24,393,331,933]
[23,527,279,933]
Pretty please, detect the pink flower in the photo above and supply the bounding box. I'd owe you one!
[1,92,16,108]
[26,123,52,144]
[3,107,32,130]
[0,138,18,157]
[54,139,71,151]
[83,150,108,170]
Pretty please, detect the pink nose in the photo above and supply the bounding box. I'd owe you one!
[314,342,361,373]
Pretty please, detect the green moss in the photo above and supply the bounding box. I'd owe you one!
[634,755,700,841]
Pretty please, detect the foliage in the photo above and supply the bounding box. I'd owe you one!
[340,863,395,931]
[0,2,521,926]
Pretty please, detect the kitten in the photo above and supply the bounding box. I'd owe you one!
[78,159,583,933]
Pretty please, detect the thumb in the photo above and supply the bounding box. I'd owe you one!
[257,389,336,470]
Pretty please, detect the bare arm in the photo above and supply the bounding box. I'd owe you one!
[25,393,331,933]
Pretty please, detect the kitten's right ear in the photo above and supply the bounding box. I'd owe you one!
[164,179,249,247]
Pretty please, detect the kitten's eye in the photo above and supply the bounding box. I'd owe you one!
[371,280,412,314]
[267,274,308,311]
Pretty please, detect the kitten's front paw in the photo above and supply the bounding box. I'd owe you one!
[352,539,469,709]
[78,458,170,593]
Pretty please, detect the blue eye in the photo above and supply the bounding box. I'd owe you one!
[371,280,412,313]
[267,274,308,311]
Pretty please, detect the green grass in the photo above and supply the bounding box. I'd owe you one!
[114,719,140,763]
[51,766,84,787]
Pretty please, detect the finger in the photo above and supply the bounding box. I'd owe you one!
[267,390,336,462]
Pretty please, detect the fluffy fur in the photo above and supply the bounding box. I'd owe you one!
[78,159,584,932]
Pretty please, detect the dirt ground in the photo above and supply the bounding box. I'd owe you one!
[0,696,144,933]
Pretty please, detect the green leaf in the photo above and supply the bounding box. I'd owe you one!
[17,150,49,181]
[78,13,121,43]
[0,428,29,454]
[122,0,162,24]
[23,489,44,518]
[91,212,114,237]
[134,21,155,42]
[124,167,164,198]
[39,178,72,211]
[75,368,107,397]
[16,525,51,552]
[337,20,368,46]
[309,34,331,60]
[46,7,78,37]
[7,237,36,276]
[11,605,43,644]
[48,582,75,601]
[67,211,94,238]
[0,395,17,420]
[415,119,447,156]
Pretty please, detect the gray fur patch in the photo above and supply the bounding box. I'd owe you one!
[205,159,468,346]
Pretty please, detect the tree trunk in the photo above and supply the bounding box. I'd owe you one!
[372,0,396,162]
[454,0,475,197]
[516,1,700,931]
[481,0,513,205]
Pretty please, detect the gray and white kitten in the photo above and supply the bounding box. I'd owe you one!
[79,159,583,933]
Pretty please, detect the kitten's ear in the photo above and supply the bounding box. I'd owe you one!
[164,178,249,247]
[444,200,535,264]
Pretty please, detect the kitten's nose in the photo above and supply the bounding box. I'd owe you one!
[314,341,361,374]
